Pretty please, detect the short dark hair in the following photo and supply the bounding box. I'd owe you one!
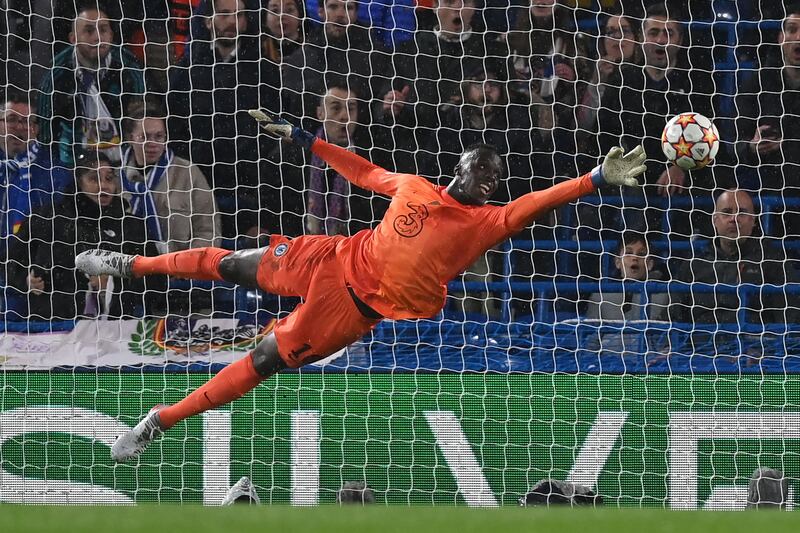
[72,0,112,40]
[643,4,683,35]
[74,149,114,180]
[616,231,648,255]
[644,4,669,21]
[0,89,35,111]
[322,78,358,100]
[322,0,358,8]
[785,1,800,21]
[463,142,500,159]
[74,0,109,21]
[122,97,166,138]
[457,143,505,179]
[211,0,247,13]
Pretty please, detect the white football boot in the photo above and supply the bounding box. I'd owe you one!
[221,476,261,505]
[75,249,137,278]
[111,405,165,462]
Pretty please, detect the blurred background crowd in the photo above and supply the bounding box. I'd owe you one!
[1,0,799,331]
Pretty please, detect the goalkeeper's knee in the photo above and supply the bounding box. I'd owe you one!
[218,248,267,287]
[250,334,288,377]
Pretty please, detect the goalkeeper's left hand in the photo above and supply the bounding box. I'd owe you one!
[248,109,316,150]
[592,145,647,188]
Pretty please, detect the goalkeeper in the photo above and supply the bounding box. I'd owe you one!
[76,111,646,461]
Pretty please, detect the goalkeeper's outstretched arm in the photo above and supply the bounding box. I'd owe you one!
[503,146,646,232]
[249,109,404,197]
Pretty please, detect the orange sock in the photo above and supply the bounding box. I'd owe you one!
[158,353,265,429]
[132,248,232,280]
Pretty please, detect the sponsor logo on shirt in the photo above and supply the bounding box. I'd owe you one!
[393,202,429,238]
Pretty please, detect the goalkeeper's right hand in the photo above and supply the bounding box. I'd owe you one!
[592,145,647,188]
[248,109,316,150]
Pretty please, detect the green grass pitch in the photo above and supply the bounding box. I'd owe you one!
[3,506,800,533]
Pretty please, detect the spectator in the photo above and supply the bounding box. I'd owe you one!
[375,0,509,175]
[595,4,715,234]
[672,190,800,327]
[585,232,668,322]
[598,4,714,194]
[1,93,74,319]
[6,151,158,320]
[507,0,593,140]
[37,2,146,165]
[735,2,800,237]
[575,9,643,135]
[281,0,390,125]
[118,1,205,92]
[120,99,220,253]
[262,0,306,66]
[167,0,265,239]
[572,9,643,242]
[0,93,73,245]
[507,0,600,179]
[260,0,307,123]
[421,64,548,200]
[263,82,388,236]
[303,0,417,48]
[0,0,58,92]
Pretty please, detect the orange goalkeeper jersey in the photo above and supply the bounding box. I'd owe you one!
[311,140,598,320]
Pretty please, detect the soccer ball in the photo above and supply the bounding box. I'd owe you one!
[661,112,720,170]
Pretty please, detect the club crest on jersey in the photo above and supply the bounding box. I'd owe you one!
[274,243,289,257]
[393,202,429,238]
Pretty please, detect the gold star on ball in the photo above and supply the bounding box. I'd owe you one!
[675,139,693,156]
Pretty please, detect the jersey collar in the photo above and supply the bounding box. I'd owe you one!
[440,186,479,209]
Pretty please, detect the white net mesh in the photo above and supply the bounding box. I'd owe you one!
[2,0,800,508]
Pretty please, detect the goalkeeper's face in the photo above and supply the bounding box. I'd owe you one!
[451,149,502,206]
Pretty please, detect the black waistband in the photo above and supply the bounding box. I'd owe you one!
[346,285,383,320]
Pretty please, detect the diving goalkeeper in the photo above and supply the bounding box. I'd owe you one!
[76,110,646,461]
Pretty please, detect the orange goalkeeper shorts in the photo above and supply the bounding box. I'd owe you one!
[256,235,382,368]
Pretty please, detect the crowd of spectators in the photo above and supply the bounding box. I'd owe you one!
[1,0,800,331]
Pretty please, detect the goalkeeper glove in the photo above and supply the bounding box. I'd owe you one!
[591,145,647,188]
[248,109,316,150]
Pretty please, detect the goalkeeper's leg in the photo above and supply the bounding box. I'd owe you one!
[110,334,286,462]
[75,247,266,287]
[110,251,382,462]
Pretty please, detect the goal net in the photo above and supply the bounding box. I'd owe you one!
[1,0,800,508]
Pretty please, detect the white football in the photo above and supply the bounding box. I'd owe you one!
[661,112,720,170]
